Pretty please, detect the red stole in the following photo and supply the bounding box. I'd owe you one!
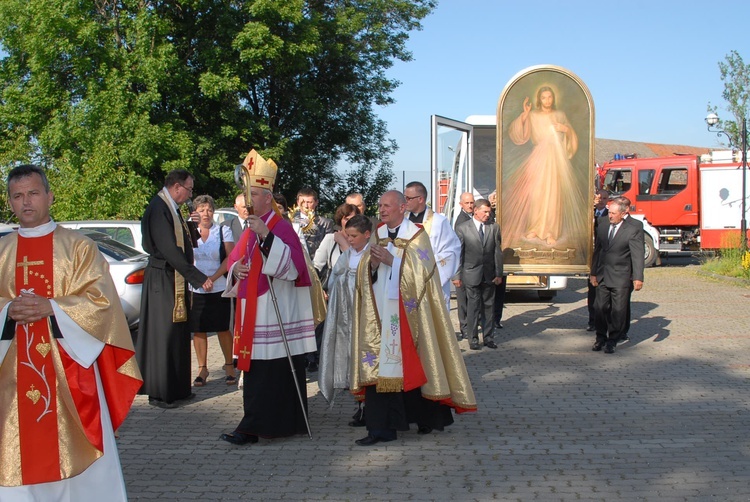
[16,233,61,484]
[233,214,281,372]
[15,232,102,485]
[399,297,427,392]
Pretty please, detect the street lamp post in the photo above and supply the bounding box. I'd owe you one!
[705,113,748,252]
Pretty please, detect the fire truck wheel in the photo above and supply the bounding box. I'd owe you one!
[643,234,657,268]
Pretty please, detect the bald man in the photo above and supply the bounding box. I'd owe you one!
[226,193,251,242]
[454,192,474,340]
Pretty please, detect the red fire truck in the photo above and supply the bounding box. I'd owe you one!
[600,150,750,266]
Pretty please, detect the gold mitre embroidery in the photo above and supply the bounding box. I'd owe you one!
[242,149,278,190]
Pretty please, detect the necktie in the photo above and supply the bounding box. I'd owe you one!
[479,224,485,243]
[243,219,249,231]
[608,224,616,243]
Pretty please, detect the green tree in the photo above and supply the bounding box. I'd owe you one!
[0,0,433,221]
[323,161,394,216]
[707,50,749,147]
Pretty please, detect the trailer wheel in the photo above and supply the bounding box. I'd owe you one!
[644,234,657,268]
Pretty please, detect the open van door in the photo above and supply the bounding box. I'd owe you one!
[431,115,473,225]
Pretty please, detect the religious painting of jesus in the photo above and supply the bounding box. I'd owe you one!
[497,65,595,275]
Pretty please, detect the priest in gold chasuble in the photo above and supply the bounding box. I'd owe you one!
[350,190,476,447]
[0,165,142,501]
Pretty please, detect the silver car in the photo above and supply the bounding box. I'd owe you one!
[58,220,145,253]
[78,229,147,330]
[0,226,146,329]
[213,207,238,225]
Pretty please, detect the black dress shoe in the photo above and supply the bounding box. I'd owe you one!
[355,435,395,446]
[586,325,595,332]
[148,398,178,409]
[494,323,503,329]
[484,341,498,349]
[417,425,433,435]
[591,341,605,352]
[456,333,464,341]
[348,418,366,427]
[469,342,481,350]
[604,342,615,354]
[220,431,259,445]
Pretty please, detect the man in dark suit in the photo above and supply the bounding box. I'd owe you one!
[453,192,474,341]
[587,188,610,331]
[293,187,334,259]
[590,198,644,354]
[615,195,644,344]
[227,192,251,242]
[454,198,503,351]
[455,192,475,226]
[487,190,506,331]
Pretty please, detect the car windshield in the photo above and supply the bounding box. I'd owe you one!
[80,230,146,261]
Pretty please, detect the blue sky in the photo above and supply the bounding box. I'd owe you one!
[362,0,749,183]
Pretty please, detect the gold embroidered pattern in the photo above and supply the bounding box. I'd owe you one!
[26,384,41,404]
[35,337,51,358]
[19,324,53,422]
[17,256,44,285]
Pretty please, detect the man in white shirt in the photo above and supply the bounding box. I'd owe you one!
[227,193,251,242]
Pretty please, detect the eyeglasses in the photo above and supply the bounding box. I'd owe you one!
[178,183,194,194]
[404,195,422,201]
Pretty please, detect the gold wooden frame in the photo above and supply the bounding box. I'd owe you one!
[496,65,595,275]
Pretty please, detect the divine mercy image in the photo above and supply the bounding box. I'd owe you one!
[498,66,593,271]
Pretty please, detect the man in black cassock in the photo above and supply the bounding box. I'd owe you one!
[136,170,212,408]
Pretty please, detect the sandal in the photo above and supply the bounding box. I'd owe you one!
[224,363,237,386]
[193,366,209,387]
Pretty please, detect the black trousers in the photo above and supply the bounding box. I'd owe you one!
[493,277,506,327]
[465,281,495,344]
[587,281,597,326]
[364,387,454,439]
[456,283,468,337]
[594,282,633,343]
[590,281,632,333]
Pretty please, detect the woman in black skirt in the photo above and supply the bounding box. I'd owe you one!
[190,195,236,386]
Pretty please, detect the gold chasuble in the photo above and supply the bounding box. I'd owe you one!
[0,227,142,487]
[351,222,477,413]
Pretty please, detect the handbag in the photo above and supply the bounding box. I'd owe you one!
[219,225,227,263]
[317,244,337,292]
[220,226,239,298]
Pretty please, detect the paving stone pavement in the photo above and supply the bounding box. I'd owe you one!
[119,261,750,501]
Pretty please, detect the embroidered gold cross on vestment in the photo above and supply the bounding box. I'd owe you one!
[17,256,44,285]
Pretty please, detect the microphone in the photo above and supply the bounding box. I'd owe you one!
[183,199,200,247]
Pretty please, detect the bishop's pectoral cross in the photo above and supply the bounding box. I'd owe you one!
[17,256,44,285]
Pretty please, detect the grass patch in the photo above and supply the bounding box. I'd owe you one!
[701,245,750,280]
